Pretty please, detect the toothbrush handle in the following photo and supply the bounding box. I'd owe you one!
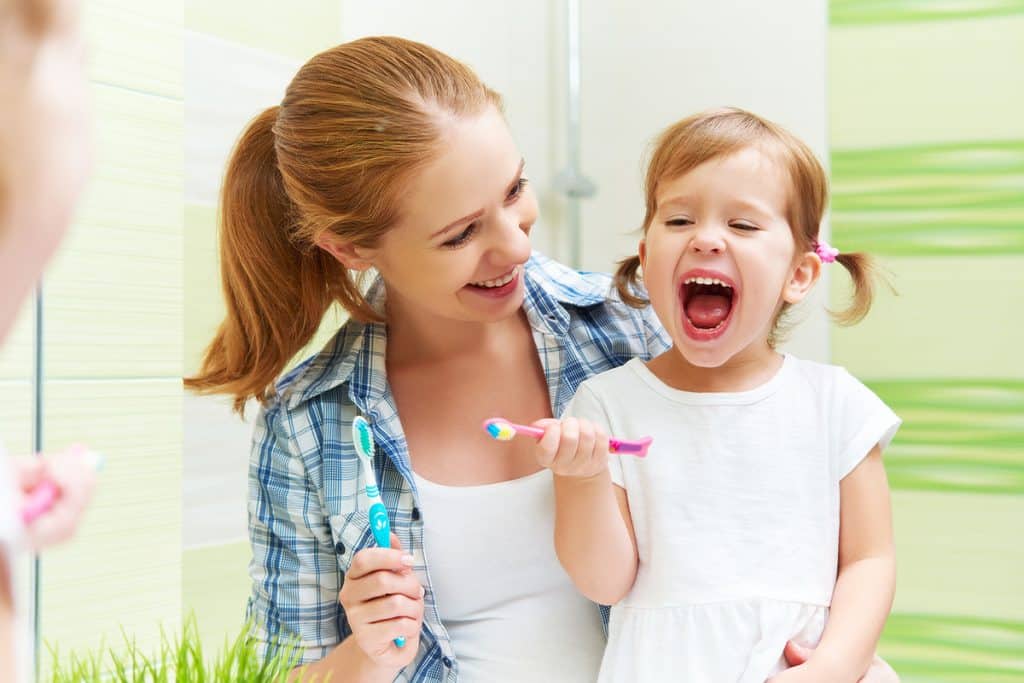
[21,480,59,525]
[510,421,652,457]
[367,500,407,649]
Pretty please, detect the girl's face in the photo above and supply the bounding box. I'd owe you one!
[337,105,537,326]
[640,146,820,370]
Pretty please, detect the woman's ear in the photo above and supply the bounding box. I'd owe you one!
[783,250,822,305]
[316,233,374,271]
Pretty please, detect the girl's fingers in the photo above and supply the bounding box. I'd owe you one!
[534,420,561,467]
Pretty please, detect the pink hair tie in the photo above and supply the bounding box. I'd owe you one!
[815,240,839,264]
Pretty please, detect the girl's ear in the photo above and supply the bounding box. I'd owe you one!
[316,233,375,271]
[783,250,822,304]
[638,238,647,271]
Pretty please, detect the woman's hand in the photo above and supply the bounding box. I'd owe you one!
[14,448,96,549]
[781,640,900,683]
[532,417,610,479]
[338,534,424,673]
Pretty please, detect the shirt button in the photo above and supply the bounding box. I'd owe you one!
[442,656,453,668]
[334,541,345,555]
[411,507,421,521]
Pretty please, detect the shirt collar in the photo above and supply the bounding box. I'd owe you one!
[281,251,608,410]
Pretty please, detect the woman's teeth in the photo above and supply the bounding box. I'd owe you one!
[471,267,517,288]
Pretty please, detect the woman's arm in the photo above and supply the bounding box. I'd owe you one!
[250,404,423,682]
[774,445,896,682]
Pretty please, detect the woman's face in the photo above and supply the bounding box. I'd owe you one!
[355,105,537,326]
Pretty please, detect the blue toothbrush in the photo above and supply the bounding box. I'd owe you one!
[353,416,407,649]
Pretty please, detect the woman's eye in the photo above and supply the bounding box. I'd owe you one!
[442,223,477,249]
[508,177,529,200]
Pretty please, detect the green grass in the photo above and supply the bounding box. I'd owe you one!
[830,140,1024,256]
[868,379,1024,495]
[46,614,329,682]
[831,0,1024,26]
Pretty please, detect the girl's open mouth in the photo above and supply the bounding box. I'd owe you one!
[680,272,736,341]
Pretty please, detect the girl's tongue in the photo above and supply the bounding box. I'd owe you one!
[683,282,734,329]
[685,294,730,328]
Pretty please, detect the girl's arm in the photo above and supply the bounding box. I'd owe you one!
[800,445,896,681]
[535,417,638,605]
[554,471,637,605]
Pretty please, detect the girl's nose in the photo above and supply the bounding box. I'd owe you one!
[690,224,725,255]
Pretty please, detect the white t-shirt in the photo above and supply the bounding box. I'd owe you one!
[563,355,901,682]
[413,468,606,682]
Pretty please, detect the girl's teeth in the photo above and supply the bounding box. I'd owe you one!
[472,267,517,288]
[684,276,731,288]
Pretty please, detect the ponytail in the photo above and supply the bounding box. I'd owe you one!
[831,251,883,326]
[613,255,649,309]
[185,107,350,414]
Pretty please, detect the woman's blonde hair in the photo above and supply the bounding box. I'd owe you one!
[184,36,502,412]
[614,107,878,342]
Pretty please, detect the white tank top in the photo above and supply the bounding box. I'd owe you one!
[414,468,605,682]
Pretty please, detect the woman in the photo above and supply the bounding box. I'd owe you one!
[188,36,899,682]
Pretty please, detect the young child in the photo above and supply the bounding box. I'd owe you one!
[533,108,900,682]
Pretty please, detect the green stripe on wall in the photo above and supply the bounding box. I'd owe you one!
[881,613,1024,681]
[831,141,1024,256]
[868,380,1024,495]
[831,0,1024,26]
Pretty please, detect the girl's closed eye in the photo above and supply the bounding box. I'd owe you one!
[729,221,760,231]
[665,217,694,227]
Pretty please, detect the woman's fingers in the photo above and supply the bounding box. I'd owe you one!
[346,547,414,581]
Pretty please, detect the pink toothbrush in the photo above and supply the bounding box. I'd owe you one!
[483,417,653,457]
[21,445,104,525]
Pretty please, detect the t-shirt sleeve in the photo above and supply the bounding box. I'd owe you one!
[560,382,626,487]
[832,368,902,480]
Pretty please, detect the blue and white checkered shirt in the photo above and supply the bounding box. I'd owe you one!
[246,252,669,681]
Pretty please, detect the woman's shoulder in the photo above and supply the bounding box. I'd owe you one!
[264,317,372,419]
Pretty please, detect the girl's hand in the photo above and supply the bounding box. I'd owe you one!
[768,663,819,682]
[338,533,424,672]
[782,641,900,683]
[532,417,610,479]
[14,448,96,549]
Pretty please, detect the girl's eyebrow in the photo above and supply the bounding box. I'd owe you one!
[430,159,526,239]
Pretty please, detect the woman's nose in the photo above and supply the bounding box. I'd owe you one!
[491,207,533,264]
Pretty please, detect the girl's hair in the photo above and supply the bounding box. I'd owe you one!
[614,107,878,343]
[184,36,502,413]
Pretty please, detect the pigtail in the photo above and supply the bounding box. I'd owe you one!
[614,255,649,309]
[831,251,883,325]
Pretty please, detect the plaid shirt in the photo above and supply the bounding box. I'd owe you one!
[246,252,670,682]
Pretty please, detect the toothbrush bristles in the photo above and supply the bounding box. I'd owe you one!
[485,421,515,441]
